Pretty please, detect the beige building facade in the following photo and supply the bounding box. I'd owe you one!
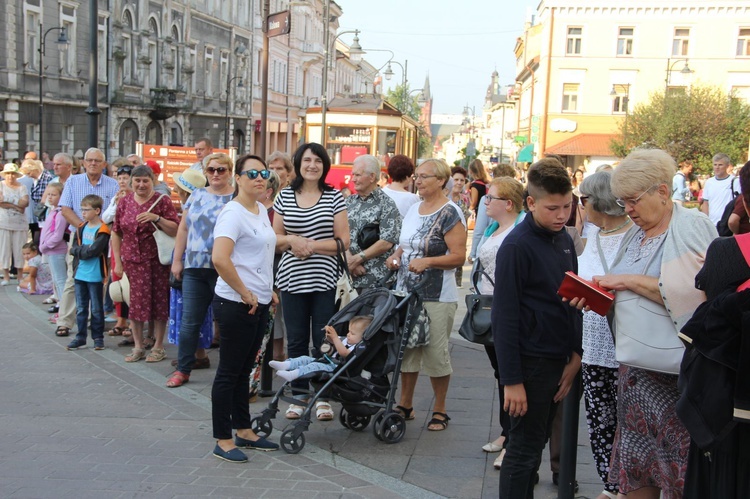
[514,0,750,171]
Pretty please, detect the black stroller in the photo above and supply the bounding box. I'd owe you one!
[250,285,426,453]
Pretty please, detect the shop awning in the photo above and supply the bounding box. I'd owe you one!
[517,144,534,162]
[544,133,618,157]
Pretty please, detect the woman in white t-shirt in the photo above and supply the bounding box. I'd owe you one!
[210,154,279,462]
[382,154,420,218]
[474,177,525,468]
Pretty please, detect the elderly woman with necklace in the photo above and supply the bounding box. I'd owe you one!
[0,164,29,285]
[112,166,179,363]
[576,171,632,499]
[588,149,716,499]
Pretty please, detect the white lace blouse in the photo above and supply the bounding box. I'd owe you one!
[577,229,628,368]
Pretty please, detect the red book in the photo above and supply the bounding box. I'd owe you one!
[557,271,615,316]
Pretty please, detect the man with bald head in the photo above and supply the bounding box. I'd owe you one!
[53,147,119,337]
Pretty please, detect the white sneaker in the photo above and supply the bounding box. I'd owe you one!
[0,280,9,286]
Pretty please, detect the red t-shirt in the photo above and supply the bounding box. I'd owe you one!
[731,196,750,234]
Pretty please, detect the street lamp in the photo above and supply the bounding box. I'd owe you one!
[463,105,477,161]
[384,59,409,111]
[224,76,244,148]
[320,11,364,145]
[38,23,69,157]
[664,58,693,93]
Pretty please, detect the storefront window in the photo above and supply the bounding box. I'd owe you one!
[326,126,371,165]
[376,129,398,156]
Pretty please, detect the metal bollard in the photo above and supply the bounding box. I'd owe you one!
[557,370,582,499]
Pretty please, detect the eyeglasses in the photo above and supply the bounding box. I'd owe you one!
[206,166,229,175]
[241,169,271,180]
[615,184,660,208]
[85,158,104,164]
[412,174,438,181]
[579,195,589,206]
[116,167,132,175]
[484,194,509,203]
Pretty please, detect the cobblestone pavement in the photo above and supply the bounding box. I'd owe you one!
[0,260,603,498]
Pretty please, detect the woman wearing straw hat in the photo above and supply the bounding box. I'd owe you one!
[0,164,30,285]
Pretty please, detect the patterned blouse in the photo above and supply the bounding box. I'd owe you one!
[346,187,401,289]
[0,183,29,231]
[182,188,233,269]
[112,192,179,263]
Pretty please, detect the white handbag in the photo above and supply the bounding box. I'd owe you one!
[146,194,175,266]
[334,238,358,310]
[611,238,684,374]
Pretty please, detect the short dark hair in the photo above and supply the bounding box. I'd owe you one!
[290,143,332,192]
[130,165,155,182]
[81,194,104,211]
[526,158,572,199]
[235,154,266,176]
[450,166,467,177]
[387,155,415,182]
[196,137,213,149]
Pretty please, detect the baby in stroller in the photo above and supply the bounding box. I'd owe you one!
[270,315,373,382]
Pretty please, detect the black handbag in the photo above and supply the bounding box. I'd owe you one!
[169,273,182,290]
[357,222,380,250]
[458,260,494,345]
[33,202,47,221]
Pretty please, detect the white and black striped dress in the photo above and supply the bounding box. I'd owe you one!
[273,187,346,294]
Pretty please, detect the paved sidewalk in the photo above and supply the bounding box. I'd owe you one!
[0,262,604,498]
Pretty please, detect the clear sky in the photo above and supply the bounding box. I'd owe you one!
[338,0,540,115]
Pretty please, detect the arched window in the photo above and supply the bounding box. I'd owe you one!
[146,121,163,145]
[121,10,134,83]
[171,25,180,87]
[169,122,183,146]
[119,119,139,156]
[147,17,160,88]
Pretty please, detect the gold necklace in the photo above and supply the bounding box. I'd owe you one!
[601,218,631,234]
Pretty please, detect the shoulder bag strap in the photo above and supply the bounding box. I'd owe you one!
[146,194,166,213]
[595,232,610,274]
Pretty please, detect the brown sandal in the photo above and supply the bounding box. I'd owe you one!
[146,347,166,363]
[55,326,70,337]
[107,326,127,336]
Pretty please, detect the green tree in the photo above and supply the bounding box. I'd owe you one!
[385,83,432,158]
[610,85,750,173]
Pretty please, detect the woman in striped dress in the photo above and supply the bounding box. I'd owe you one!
[272,143,350,421]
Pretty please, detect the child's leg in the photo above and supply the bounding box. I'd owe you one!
[499,357,566,499]
[89,281,105,342]
[74,280,90,343]
[271,355,316,371]
[276,362,333,382]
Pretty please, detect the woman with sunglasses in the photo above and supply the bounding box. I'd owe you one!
[167,153,235,387]
[211,154,279,461]
[583,149,716,499]
[273,143,349,421]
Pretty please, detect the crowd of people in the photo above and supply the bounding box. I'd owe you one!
[2,142,748,497]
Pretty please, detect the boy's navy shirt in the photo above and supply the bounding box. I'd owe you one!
[491,212,583,386]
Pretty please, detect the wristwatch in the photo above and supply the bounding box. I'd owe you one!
[155,216,161,224]
[358,251,366,261]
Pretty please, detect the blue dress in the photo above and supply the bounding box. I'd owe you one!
[168,288,213,348]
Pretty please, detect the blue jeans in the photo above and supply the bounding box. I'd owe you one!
[285,355,335,377]
[280,289,336,394]
[177,268,218,375]
[211,296,269,440]
[499,355,567,499]
[74,279,104,343]
[47,253,67,299]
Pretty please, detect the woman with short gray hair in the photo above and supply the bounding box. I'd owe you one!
[576,170,631,499]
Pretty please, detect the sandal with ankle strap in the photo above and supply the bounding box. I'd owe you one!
[427,412,451,431]
[166,371,189,388]
[125,348,145,362]
[395,405,415,420]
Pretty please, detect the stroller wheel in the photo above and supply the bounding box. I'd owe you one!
[280,428,306,454]
[250,416,273,438]
[373,411,385,441]
[344,413,371,431]
[338,407,349,428]
[378,413,406,444]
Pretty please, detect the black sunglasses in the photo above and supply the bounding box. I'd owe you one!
[241,169,271,180]
[206,166,229,174]
[116,166,132,175]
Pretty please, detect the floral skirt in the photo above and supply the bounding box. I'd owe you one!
[609,365,690,498]
[167,288,213,349]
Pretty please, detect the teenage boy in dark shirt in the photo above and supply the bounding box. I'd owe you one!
[491,159,583,498]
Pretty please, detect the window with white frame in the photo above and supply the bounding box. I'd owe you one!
[59,3,77,76]
[188,44,197,92]
[220,51,229,97]
[148,18,159,88]
[61,124,74,153]
[611,84,629,114]
[672,28,690,57]
[562,83,579,112]
[566,27,582,55]
[204,47,214,96]
[737,28,750,57]
[24,3,41,70]
[617,27,633,56]
[170,26,180,88]
[98,15,107,82]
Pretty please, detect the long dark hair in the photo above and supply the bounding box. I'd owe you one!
[290,142,332,192]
